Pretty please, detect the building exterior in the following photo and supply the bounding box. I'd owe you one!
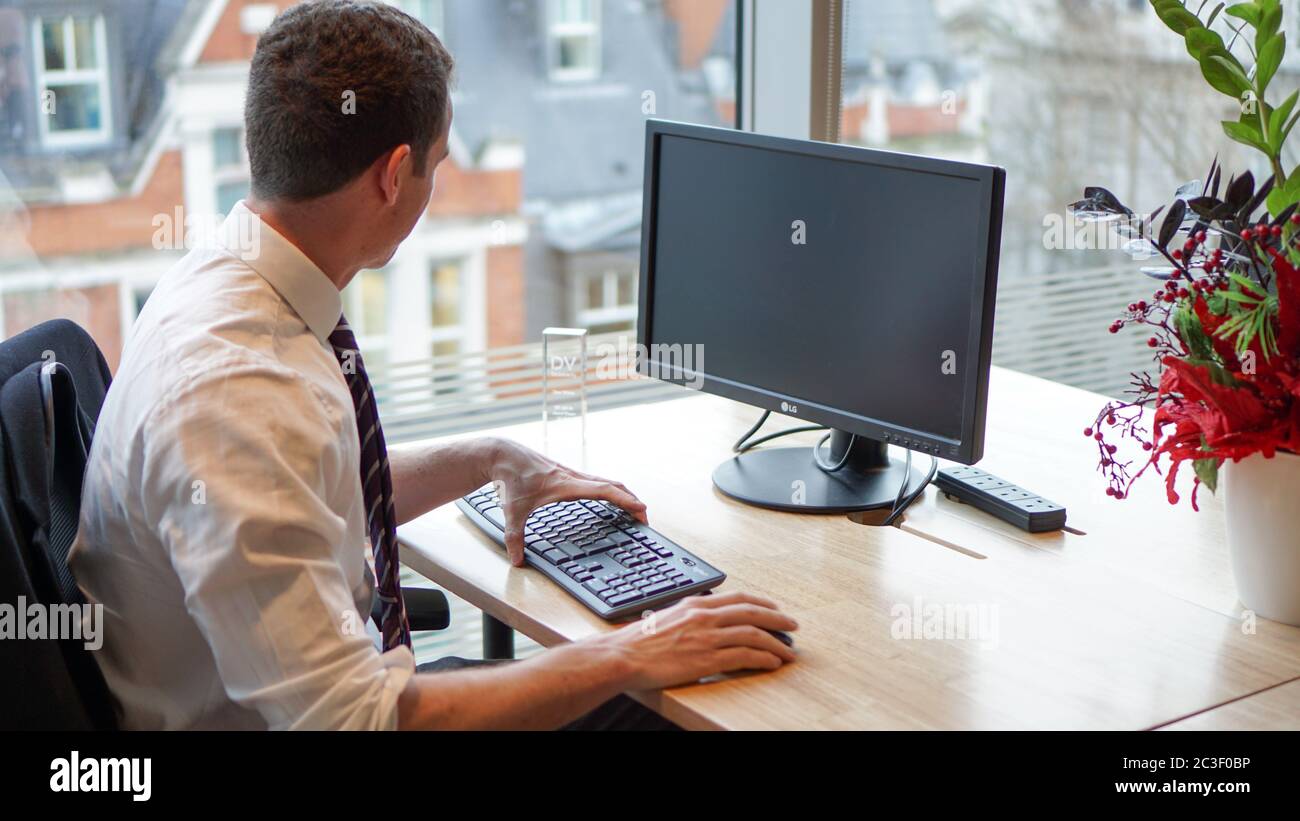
[0,0,738,375]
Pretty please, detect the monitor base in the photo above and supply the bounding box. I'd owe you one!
[712,433,912,513]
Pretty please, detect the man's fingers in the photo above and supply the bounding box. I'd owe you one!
[711,647,784,674]
[502,526,527,567]
[576,479,648,521]
[687,590,779,611]
[709,603,798,633]
[712,625,797,662]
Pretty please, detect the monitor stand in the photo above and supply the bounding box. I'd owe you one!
[712,429,913,513]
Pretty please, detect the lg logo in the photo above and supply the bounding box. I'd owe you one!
[781,401,799,415]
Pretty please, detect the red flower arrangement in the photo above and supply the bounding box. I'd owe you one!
[1073,2,1300,509]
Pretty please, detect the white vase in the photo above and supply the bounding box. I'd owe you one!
[1223,449,1300,626]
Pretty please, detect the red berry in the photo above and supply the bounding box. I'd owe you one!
[1292,213,1300,225]
[1272,225,1283,237]
[1177,287,1189,298]
[1256,224,1269,238]
[1137,300,1147,311]
[1172,249,1183,260]
[1241,229,1253,241]
[1196,230,1207,243]
[1142,441,1153,451]
[1113,490,1125,500]
[1148,336,1159,347]
[1105,487,1116,497]
[1083,427,1093,437]
[1094,432,1104,441]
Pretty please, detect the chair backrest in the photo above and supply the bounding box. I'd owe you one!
[0,319,116,729]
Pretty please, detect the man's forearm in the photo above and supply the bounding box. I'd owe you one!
[388,437,501,525]
[396,639,635,730]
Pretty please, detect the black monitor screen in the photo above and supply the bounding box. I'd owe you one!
[643,127,999,450]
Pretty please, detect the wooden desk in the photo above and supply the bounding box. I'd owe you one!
[398,366,1300,730]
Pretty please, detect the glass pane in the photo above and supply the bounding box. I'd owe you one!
[838,0,1212,399]
[616,271,634,306]
[46,83,101,132]
[351,269,389,336]
[73,17,97,69]
[213,128,243,168]
[432,339,460,357]
[42,19,66,71]
[0,1,736,444]
[585,274,603,310]
[431,260,461,327]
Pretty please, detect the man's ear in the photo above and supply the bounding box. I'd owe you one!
[378,144,413,206]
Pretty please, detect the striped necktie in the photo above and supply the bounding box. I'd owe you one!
[329,315,411,650]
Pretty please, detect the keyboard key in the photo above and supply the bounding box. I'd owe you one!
[482,506,506,529]
[583,579,609,594]
[607,592,639,606]
[642,581,675,596]
[542,549,567,564]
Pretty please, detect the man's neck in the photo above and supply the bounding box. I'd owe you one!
[244,194,363,291]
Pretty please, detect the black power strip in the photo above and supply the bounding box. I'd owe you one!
[934,466,1067,533]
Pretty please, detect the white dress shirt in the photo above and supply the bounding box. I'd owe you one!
[70,201,415,730]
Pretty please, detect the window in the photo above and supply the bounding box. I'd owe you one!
[546,0,601,82]
[212,127,249,215]
[430,259,463,357]
[574,268,636,333]
[33,14,110,147]
[837,0,1240,399]
[343,267,392,369]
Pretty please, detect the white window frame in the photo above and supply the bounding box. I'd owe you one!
[32,13,112,149]
[574,268,636,329]
[546,0,601,83]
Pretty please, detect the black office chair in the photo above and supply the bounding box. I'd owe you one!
[0,320,449,730]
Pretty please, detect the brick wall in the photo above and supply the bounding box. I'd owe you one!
[485,244,524,348]
[3,283,123,371]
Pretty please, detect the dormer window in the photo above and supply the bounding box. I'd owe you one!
[546,0,600,83]
[33,14,111,148]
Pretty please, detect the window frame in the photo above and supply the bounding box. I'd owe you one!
[545,0,602,83]
[31,13,112,149]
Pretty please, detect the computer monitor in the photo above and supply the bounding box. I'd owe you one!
[636,119,1005,513]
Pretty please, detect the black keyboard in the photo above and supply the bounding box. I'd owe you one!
[455,484,726,620]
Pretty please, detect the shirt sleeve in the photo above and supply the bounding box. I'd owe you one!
[140,363,415,730]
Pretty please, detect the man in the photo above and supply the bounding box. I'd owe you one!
[70,0,796,730]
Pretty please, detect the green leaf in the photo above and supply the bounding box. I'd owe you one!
[1225,2,1262,27]
[1269,89,1300,149]
[1256,31,1285,91]
[1186,25,1229,61]
[1258,3,1283,45]
[1175,305,1217,361]
[1223,118,1270,152]
[1193,456,1220,493]
[1205,54,1253,98]
[1153,0,1207,34]
[1266,185,1295,216]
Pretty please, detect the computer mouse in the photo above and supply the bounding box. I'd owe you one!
[767,629,794,648]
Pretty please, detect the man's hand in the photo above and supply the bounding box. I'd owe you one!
[590,591,798,689]
[488,439,647,566]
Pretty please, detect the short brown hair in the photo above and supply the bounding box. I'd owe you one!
[245,0,454,201]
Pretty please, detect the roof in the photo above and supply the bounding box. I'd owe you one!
[0,0,190,200]
[445,0,726,205]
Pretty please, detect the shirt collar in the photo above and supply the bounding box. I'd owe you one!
[217,200,342,344]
